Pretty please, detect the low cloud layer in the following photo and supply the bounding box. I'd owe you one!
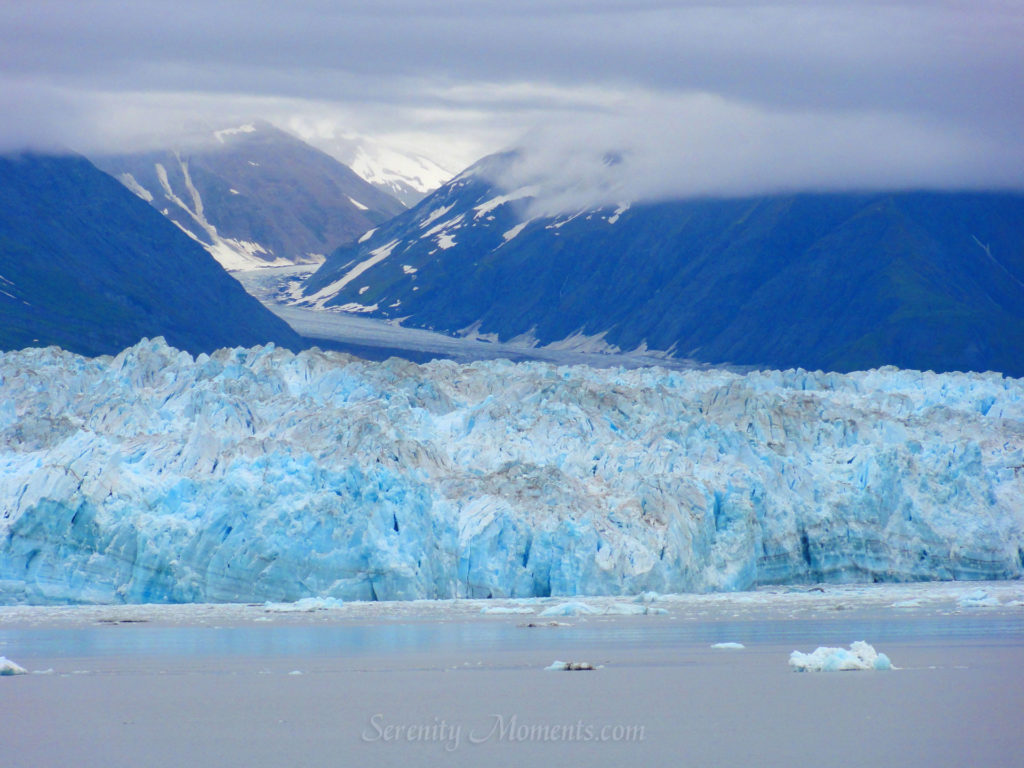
[1,1,1021,202]
[490,92,1024,213]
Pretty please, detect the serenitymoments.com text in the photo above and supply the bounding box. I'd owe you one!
[363,713,646,752]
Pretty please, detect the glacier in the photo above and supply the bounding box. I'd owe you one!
[0,338,1022,605]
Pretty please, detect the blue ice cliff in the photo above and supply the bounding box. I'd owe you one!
[0,338,1021,604]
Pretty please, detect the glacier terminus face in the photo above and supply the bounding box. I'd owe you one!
[0,338,1021,605]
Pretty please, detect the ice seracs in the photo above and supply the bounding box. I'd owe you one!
[0,338,1022,605]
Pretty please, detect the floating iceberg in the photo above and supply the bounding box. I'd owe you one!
[0,338,1022,605]
[262,597,344,612]
[0,656,28,676]
[539,602,601,617]
[956,589,1002,608]
[789,641,892,672]
[711,642,745,650]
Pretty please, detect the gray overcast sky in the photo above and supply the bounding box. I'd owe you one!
[1,0,1022,200]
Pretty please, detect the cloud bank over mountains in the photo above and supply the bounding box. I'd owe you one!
[1,1,1021,201]
[490,92,1021,214]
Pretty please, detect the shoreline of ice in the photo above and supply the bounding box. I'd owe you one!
[0,580,1020,628]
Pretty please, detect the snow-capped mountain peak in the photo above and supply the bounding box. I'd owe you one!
[294,129,454,208]
[92,121,406,270]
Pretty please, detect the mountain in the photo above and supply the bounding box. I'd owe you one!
[2,338,1021,603]
[305,131,454,207]
[302,153,1024,376]
[0,152,303,357]
[93,121,406,270]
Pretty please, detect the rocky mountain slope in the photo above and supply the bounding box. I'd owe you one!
[0,152,303,356]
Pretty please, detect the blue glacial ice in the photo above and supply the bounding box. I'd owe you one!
[0,656,28,675]
[0,338,1022,604]
[789,641,892,672]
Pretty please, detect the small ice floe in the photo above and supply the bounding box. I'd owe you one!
[288,670,304,676]
[519,621,571,628]
[539,601,667,617]
[540,602,601,617]
[263,597,344,613]
[789,641,892,672]
[480,606,535,615]
[957,589,1001,609]
[545,660,596,671]
[31,668,55,675]
[0,657,28,676]
[891,599,923,608]
[634,591,664,603]
[605,602,669,616]
[711,642,745,650]
[605,603,646,615]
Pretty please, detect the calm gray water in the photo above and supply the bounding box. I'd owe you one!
[4,612,1022,659]
[3,607,1023,768]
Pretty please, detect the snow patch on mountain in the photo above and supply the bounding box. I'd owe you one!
[502,220,532,242]
[421,213,465,241]
[347,143,452,205]
[0,273,18,301]
[302,239,400,309]
[293,128,454,207]
[334,302,379,313]
[457,320,502,344]
[473,186,539,219]
[419,204,456,230]
[542,330,622,355]
[152,156,284,270]
[607,202,631,224]
[117,172,154,202]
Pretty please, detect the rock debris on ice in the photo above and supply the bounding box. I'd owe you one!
[545,660,595,671]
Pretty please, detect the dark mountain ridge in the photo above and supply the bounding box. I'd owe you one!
[304,158,1024,376]
[0,152,303,357]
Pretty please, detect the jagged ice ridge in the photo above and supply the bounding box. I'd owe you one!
[0,339,1022,604]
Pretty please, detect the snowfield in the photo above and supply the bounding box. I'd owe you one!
[0,338,1022,604]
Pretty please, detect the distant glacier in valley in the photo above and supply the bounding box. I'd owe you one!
[0,338,1021,605]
